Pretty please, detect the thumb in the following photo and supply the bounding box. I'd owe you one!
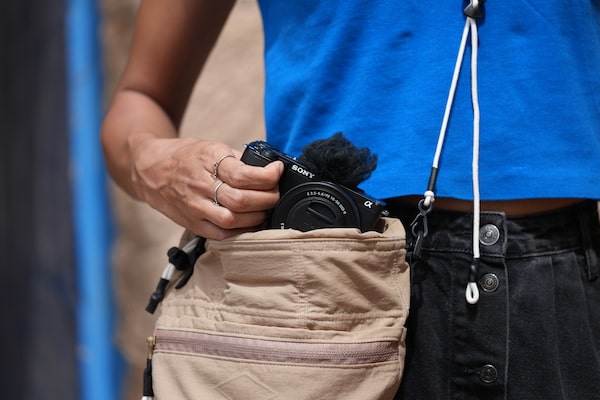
[266,160,284,177]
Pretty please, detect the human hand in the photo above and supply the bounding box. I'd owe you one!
[130,136,283,239]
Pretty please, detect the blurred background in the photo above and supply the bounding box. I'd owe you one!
[0,0,264,399]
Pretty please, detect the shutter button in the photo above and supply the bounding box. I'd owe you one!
[479,224,500,246]
[480,364,498,383]
[480,273,499,292]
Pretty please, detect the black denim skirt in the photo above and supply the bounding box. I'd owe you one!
[390,200,600,400]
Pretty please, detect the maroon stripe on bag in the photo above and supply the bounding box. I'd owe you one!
[155,329,399,365]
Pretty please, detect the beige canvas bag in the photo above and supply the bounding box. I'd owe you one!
[150,217,410,400]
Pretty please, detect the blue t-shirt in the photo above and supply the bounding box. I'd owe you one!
[257,1,600,201]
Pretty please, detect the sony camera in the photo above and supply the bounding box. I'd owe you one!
[241,140,386,232]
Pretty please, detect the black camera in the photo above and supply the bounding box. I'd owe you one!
[241,140,386,232]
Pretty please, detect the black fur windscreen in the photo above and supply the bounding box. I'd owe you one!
[297,132,378,189]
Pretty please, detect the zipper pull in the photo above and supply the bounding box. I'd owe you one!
[141,335,155,400]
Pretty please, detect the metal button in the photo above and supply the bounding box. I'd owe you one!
[479,224,500,246]
[480,273,499,292]
[480,364,498,384]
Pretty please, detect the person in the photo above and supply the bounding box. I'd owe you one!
[101,1,600,399]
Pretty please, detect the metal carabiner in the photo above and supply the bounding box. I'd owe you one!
[409,199,433,259]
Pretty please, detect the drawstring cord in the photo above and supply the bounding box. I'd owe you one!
[414,1,484,304]
[466,15,481,305]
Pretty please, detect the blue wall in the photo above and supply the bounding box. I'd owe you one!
[66,0,123,399]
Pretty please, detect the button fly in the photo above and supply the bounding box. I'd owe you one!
[480,273,499,292]
[480,364,498,383]
[479,224,500,246]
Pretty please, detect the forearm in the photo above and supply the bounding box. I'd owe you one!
[98,0,283,238]
[101,89,179,199]
[101,0,236,199]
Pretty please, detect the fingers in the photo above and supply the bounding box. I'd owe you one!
[184,190,272,239]
[165,203,265,240]
[209,177,280,213]
[210,154,284,191]
[203,199,269,232]
[209,154,236,180]
[131,138,284,239]
[205,147,283,212]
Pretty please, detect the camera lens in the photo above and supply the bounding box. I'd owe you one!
[270,182,360,231]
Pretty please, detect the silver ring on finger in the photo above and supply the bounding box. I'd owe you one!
[213,180,226,206]
[210,154,236,180]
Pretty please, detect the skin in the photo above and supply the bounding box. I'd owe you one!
[102,0,583,240]
[101,0,283,240]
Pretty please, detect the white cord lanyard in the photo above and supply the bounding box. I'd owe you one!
[411,0,485,304]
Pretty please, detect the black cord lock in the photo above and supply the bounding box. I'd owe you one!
[464,0,486,19]
[145,237,206,314]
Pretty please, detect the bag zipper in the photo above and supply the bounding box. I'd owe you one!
[155,329,398,365]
